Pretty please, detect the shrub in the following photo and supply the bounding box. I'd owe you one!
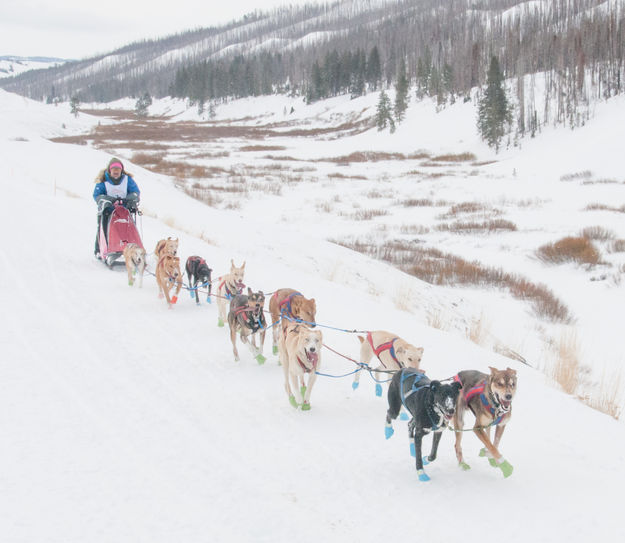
[537,236,600,265]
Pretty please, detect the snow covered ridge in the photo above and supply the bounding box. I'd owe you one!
[0,56,67,79]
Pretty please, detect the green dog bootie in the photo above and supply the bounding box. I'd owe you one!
[272,345,278,356]
[255,354,266,365]
[498,459,514,478]
[217,318,224,327]
[301,402,311,411]
[289,395,299,409]
[459,461,471,471]
[300,385,307,396]
[479,448,498,467]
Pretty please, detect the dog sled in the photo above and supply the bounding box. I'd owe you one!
[97,199,144,268]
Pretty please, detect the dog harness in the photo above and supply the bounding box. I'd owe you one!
[454,376,506,425]
[234,305,265,332]
[367,332,400,368]
[400,369,444,432]
[220,279,244,299]
[274,291,302,320]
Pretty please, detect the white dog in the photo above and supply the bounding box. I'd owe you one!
[122,243,147,287]
[279,323,322,411]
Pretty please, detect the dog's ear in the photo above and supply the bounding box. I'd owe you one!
[430,380,440,391]
[310,298,316,311]
[506,367,517,376]
[247,287,253,295]
[452,381,462,392]
[416,347,424,357]
[395,346,405,355]
[230,259,235,269]
[488,366,499,375]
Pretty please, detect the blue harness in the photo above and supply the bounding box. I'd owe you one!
[400,369,442,432]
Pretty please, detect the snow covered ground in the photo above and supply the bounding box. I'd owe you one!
[1,88,624,542]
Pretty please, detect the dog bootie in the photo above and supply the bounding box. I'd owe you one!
[421,456,431,466]
[479,448,498,467]
[189,290,195,299]
[384,424,394,440]
[399,411,409,421]
[128,280,133,286]
[300,385,307,397]
[171,296,178,304]
[206,296,211,303]
[217,318,224,327]
[352,381,359,391]
[417,469,431,482]
[289,395,299,409]
[273,345,278,356]
[497,459,514,478]
[301,402,311,411]
[459,461,471,471]
[255,354,266,365]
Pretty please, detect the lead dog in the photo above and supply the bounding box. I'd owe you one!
[268,288,317,355]
[452,367,517,478]
[227,287,266,364]
[122,243,146,287]
[216,260,246,327]
[279,323,322,411]
[155,254,182,307]
[185,256,212,304]
[352,331,424,395]
[154,237,178,259]
[385,368,462,481]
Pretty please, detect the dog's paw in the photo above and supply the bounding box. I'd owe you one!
[384,425,394,440]
[301,402,311,411]
[498,459,514,478]
[459,461,471,471]
[171,296,178,304]
[422,455,432,466]
[479,448,498,467]
[375,384,383,397]
[217,318,224,327]
[206,296,212,304]
[189,291,195,299]
[289,395,299,409]
[255,354,266,365]
[417,470,431,482]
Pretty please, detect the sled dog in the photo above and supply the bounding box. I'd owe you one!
[155,254,182,307]
[154,237,178,259]
[268,288,316,354]
[216,260,246,327]
[185,256,213,304]
[122,243,147,287]
[227,288,266,363]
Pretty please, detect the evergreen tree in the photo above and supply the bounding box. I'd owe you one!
[366,46,382,90]
[376,89,395,132]
[394,57,409,123]
[135,92,152,117]
[69,96,80,117]
[477,56,512,151]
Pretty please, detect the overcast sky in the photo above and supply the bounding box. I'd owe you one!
[0,0,323,59]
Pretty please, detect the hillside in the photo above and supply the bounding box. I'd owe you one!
[1,86,624,542]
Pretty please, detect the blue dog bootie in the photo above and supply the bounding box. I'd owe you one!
[375,383,382,397]
[410,442,416,457]
[399,411,409,421]
[385,423,394,440]
[417,469,431,482]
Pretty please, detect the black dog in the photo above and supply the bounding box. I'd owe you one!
[385,368,462,482]
[227,288,267,364]
[185,256,212,304]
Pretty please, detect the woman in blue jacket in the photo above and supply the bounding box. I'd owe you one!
[93,157,140,256]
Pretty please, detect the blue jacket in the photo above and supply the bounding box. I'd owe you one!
[93,172,140,202]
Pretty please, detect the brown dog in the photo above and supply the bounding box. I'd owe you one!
[227,288,267,364]
[155,254,182,307]
[154,237,178,259]
[216,260,246,327]
[268,288,317,355]
[279,323,322,411]
[452,366,517,478]
[352,331,424,395]
[122,243,146,287]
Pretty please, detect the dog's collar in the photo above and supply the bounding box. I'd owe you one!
[235,305,265,331]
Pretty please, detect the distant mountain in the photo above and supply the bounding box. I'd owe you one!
[0,56,67,79]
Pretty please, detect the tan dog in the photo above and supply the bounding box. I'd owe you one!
[352,331,424,395]
[155,254,182,307]
[122,243,146,287]
[154,237,178,259]
[452,367,517,478]
[279,323,322,411]
[268,288,317,355]
[216,259,246,327]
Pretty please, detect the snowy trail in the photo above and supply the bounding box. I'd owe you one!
[1,111,625,541]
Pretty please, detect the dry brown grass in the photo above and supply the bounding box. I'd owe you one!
[326,151,408,163]
[399,224,430,234]
[560,170,593,181]
[466,313,488,345]
[584,203,625,213]
[327,172,368,180]
[400,198,434,207]
[551,332,581,395]
[580,369,623,420]
[537,236,600,265]
[430,152,477,162]
[240,145,287,152]
[436,219,517,233]
[579,226,616,241]
[426,309,446,330]
[351,209,389,220]
[333,239,571,323]
[608,239,625,253]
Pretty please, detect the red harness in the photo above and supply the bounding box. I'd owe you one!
[273,291,302,320]
[366,331,400,368]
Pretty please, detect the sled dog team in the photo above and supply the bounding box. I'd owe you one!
[124,237,518,481]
